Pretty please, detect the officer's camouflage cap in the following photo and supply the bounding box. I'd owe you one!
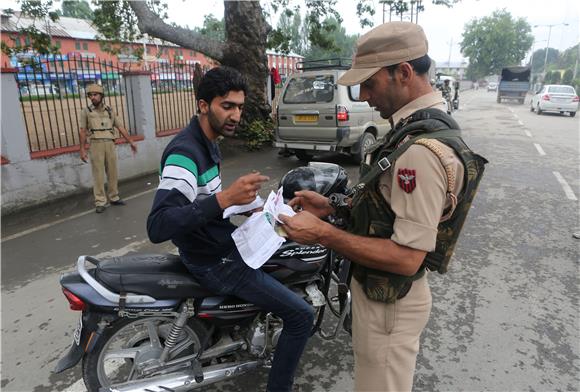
[338,21,428,86]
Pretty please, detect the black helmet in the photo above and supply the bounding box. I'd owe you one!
[279,162,349,202]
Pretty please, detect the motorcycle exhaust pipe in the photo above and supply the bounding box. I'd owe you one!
[106,360,259,392]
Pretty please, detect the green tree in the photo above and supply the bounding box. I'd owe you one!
[378,0,460,23]
[461,9,533,79]
[544,70,553,83]
[562,69,573,85]
[58,0,94,20]
[530,47,560,73]
[193,14,225,42]
[551,70,561,84]
[304,16,358,61]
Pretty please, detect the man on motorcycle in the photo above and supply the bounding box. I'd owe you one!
[279,22,485,392]
[147,66,314,392]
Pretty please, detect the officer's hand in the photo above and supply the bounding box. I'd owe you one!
[80,150,88,163]
[288,190,333,218]
[130,143,137,154]
[218,172,269,209]
[278,211,328,245]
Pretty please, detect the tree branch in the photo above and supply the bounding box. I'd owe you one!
[127,0,225,62]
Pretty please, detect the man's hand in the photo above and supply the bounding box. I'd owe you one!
[130,142,137,154]
[278,210,329,245]
[80,149,88,163]
[288,190,334,218]
[217,172,269,209]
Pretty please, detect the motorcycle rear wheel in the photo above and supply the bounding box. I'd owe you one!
[82,316,208,392]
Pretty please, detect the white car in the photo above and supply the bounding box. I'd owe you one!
[530,84,579,117]
[487,82,497,92]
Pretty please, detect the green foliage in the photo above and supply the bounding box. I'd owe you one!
[529,48,560,73]
[92,0,167,59]
[562,69,574,85]
[378,0,458,21]
[304,17,358,61]
[572,78,580,94]
[544,70,553,83]
[551,70,561,84]
[237,119,275,151]
[192,14,225,41]
[58,0,93,20]
[558,44,579,69]
[461,9,533,79]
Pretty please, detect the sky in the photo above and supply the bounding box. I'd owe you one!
[165,0,580,63]
[3,0,579,63]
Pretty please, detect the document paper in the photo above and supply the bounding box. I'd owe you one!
[231,188,296,269]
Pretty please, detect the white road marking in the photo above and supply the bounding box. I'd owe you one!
[508,107,514,113]
[518,120,524,126]
[553,172,578,201]
[1,188,156,243]
[524,130,533,138]
[533,143,546,156]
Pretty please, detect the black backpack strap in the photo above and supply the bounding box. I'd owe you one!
[105,106,112,120]
[405,108,460,130]
[358,129,461,186]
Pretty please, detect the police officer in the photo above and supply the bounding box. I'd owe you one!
[279,22,486,391]
[79,83,137,213]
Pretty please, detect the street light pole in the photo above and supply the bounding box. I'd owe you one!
[534,22,569,79]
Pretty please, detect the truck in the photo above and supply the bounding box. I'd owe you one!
[497,66,531,104]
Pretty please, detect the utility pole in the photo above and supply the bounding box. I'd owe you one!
[534,23,569,79]
[447,38,453,72]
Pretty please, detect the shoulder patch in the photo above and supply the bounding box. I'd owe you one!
[397,168,416,193]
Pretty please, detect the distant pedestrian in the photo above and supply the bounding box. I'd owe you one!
[79,83,137,213]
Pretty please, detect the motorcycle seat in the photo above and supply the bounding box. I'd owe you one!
[93,254,217,299]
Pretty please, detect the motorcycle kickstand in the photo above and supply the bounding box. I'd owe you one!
[192,358,204,383]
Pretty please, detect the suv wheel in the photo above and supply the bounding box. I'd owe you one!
[354,132,376,164]
[295,150,313,162]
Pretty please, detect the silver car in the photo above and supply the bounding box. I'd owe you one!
[274,61,389,162]
[530,84,579,117]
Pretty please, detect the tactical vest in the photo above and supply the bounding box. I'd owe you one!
[348,108,488,303]
[86,105,115,140]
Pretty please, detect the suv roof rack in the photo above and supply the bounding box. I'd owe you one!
[296,58,352,71]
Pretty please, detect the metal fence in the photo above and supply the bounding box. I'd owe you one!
[150,61,199,134]
[14,55,136,154]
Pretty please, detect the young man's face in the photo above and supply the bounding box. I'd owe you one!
[201,90,245,138]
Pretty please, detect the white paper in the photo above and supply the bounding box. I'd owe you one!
[223,196,264,219]
[232,212,285,269]
[232,187,296,269]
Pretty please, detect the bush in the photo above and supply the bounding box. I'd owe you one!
[562,69,574,85]
[237,119,274,151]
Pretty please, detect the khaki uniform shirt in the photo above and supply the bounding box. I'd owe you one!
[80,103,122,140]
[378,91,464,252]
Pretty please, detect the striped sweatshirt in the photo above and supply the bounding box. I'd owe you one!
[147,116,236,265]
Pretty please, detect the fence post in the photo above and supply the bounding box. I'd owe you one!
[1,68,30,163]
[122,70,155,140]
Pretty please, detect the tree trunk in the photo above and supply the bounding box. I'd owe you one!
[223,1,271,125]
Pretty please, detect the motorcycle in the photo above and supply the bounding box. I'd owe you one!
[54,162,353,392]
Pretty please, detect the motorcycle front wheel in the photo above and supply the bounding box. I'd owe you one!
[82,316,208,392]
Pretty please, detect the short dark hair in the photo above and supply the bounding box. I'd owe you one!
[385,54,432,77]
[197,66,248,104]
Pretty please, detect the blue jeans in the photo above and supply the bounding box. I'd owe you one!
[183,249,315,392]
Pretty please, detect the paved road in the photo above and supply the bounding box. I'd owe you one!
[2,89,578,391]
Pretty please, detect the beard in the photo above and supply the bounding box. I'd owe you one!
[208,109,237,137]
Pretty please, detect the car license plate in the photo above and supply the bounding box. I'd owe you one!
[295,114,318,122]
[73,315,83,346]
